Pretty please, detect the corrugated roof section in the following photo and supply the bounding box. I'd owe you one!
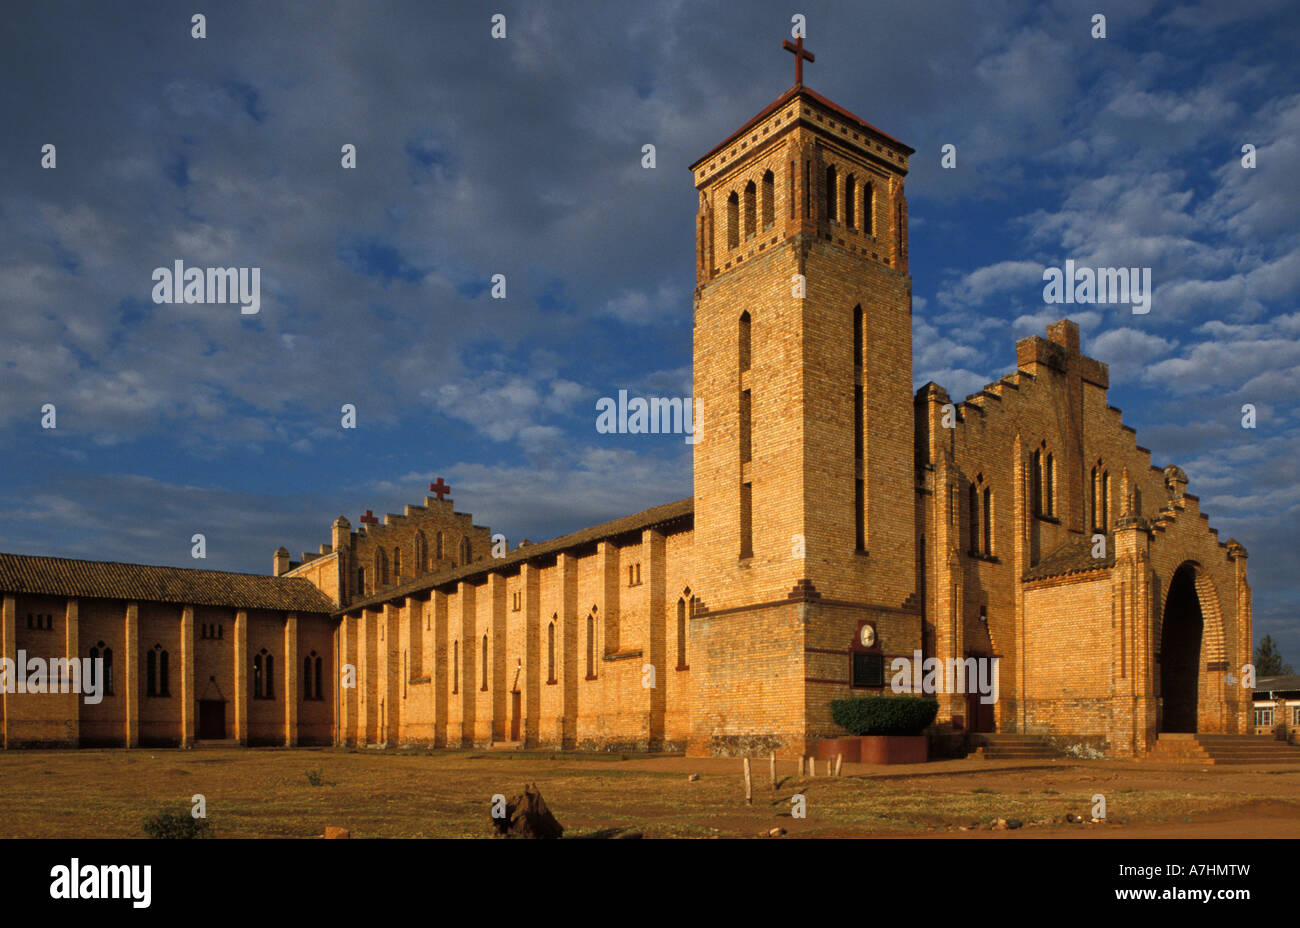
[1256,675,1300,694]
[0,552,335,613]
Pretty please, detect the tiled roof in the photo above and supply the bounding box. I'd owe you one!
[690,83,914,171]
[1022,536,1115,582]
[344,498,694,614]
[0,552,335,613]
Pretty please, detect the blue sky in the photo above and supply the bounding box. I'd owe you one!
[1,0,1298,661]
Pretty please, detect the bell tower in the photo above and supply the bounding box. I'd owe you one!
[687,41,921,756]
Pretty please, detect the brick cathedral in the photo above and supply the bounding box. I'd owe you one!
[0,46,1251,758]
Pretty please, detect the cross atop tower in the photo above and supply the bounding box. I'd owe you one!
[429,477,451,501]
[782,35,815,85]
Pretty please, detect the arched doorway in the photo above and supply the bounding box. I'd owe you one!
[1160,563,1204,733]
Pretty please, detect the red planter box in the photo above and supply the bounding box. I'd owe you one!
[815,737,861,763]
[817,736,928,765]
[860,735,927,764]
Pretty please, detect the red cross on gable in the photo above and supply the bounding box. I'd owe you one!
[429,478,451,500]
[782,35,815,85]
[359,510,379,524]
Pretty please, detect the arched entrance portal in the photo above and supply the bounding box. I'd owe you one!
[1160,564,1204,733]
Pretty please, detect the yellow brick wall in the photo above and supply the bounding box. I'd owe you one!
[285,552,339,604]
[1,592,333,749]
[1023,577,1113,733]
[136,602,182,744]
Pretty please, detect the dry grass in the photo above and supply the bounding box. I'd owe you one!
[2,747,1300,838]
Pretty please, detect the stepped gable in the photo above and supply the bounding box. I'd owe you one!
[307,485,499,601]
[340,497,693,615]
[0,551,334,613]
[1147,484,1232,552]
[353,496,491,541]
[921,319,1235,554]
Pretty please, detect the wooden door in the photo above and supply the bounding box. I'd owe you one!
[510,690,521,741]
[198,700,226,739]
[966,692,994,733]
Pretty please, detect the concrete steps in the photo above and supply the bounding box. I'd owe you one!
[970,734,1062,760]
[1147,733,1300,765]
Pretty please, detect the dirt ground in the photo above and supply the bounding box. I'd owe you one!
[2,747,1299,838]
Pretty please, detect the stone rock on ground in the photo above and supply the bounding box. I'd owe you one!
[490,783,565,839]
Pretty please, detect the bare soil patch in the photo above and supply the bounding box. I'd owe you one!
[2,748,1299,838]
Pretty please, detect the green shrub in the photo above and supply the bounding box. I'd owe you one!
[305,768,325,787]
[142,806,212,839]
[830,696,939,736]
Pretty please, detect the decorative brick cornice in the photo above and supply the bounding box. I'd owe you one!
[1114,513,1152,534]
[787,579,821,601]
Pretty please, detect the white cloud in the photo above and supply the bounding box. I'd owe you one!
[1011,308,1101,334]
[1087,327,1177,381]
[937,260,1044,310]
[1144,336,1300,395]
[598,283,684,325]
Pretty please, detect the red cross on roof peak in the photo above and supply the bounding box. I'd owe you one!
[429,478,451,500]
[359,510,379,524]
[782,35,814,86]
